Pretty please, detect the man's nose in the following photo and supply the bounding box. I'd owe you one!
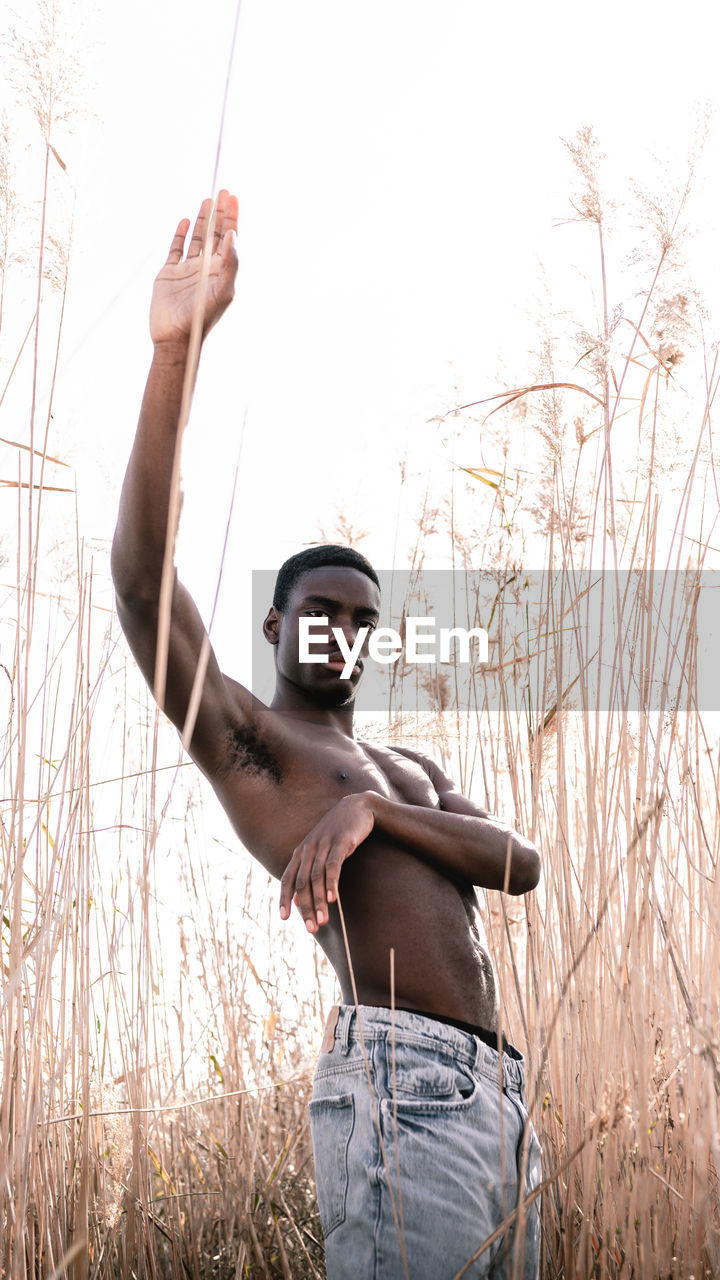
[335,619,367,648]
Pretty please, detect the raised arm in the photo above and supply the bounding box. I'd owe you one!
[111,192,242,775]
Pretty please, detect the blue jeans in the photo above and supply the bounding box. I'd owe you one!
[310,1005,542,1280]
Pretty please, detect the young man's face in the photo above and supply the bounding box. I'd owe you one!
[265,566,381,706]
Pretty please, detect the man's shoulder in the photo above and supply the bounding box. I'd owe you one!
[365,743,465,806]
[361,741,445,786]
[380,743,439,775]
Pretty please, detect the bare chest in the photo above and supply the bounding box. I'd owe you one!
[215,728,438,874]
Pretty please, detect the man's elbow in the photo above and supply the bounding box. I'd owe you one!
[111,534,165,609]
[509,842,541,895]
[110,531,135,602]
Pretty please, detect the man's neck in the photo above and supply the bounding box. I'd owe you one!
[269,677,356,736]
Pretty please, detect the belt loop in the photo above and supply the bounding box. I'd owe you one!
[503,1053,525,1096]
[320,1005,340,1054]
[338,1005,353,1055]
[515,1054,527,1096]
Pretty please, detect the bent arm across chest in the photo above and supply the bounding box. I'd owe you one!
[365,790,541,895]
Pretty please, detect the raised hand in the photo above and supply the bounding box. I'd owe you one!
[279,793,377,933]
[149,190,239,348]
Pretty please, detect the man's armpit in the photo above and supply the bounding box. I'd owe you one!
[223,721,283,785]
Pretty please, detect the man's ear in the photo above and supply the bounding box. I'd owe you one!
[263,606,281,645]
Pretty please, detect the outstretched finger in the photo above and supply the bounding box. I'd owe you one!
[324,848,345,908]
[220,190,239,240]
[310,846,343,925]
[212,191,226,252]
[279,850,301,920]
[187,196,213,259]
[310,859,329,927]
[293,850,322,932]
[212,189,232,251]
[165,218,190,265]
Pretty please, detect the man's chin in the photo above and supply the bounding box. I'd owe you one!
[313,680,358,709]
[284,667,362,709]
[303,670,361,708]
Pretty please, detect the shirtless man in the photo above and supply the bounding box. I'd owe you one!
[111,190,543,1279]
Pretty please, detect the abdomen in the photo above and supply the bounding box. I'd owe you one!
[317,838,499,1029]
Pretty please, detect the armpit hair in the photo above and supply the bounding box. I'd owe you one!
[224,723,283,785]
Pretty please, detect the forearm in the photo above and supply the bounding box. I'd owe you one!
[366,793,541,894]
[111,340,192,600]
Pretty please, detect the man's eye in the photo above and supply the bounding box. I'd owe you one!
[361,621,376,632]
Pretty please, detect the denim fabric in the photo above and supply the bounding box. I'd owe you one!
[310,1005,542,1280]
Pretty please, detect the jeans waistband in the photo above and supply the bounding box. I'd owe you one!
[323,1003,527,1094]
[393,1005,517,1056]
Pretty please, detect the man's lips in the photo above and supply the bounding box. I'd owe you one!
[323,652,363,675]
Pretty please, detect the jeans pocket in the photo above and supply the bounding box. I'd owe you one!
[387,1043,475,1102]
[308,1093,355,1238]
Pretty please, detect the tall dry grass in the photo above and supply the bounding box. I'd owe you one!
[400,123,720,1278]
[1,5,719,1273]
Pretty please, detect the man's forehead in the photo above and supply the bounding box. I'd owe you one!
[290,565,381,608]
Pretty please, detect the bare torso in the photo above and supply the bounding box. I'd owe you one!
[212,697,499,1029]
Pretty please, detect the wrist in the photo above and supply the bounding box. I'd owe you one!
[152,337,191,368]
[354,789,387,823]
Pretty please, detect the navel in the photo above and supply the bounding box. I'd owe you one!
[337,769,350,782]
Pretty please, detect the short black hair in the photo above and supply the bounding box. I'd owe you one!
[272,544,380,612]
